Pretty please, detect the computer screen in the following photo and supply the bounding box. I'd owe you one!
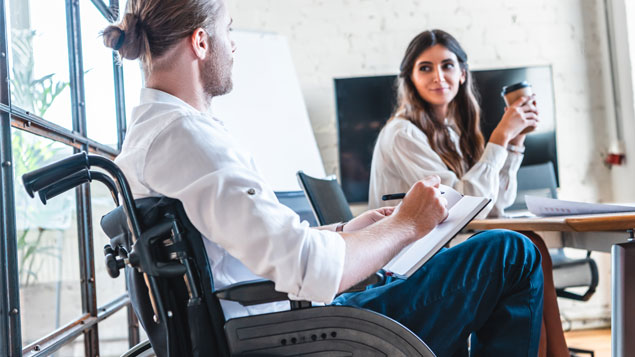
[335,65,558,203]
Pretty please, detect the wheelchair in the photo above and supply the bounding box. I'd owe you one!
[22,152,435,356]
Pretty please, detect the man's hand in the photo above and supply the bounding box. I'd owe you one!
[391,176,449,241]
[343,206,396,232]
[335,175,449,293]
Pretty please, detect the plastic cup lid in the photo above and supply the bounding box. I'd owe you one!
[501,81,531,97]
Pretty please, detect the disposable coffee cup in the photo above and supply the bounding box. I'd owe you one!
[501,81,532,107]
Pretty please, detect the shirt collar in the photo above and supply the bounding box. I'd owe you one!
[140,88,199,111]
[139,88,226,126]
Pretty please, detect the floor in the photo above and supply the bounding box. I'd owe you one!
[564,328,611,357]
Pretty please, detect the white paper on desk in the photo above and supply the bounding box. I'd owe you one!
[525,196,635,216]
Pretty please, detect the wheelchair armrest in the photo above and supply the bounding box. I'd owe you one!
[216,271,384,306]
[215,280,289,306]
[344,270,384,293]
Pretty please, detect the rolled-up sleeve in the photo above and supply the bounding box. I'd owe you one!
[141,116,345,303]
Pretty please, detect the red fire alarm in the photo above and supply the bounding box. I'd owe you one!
[605,141,626,166]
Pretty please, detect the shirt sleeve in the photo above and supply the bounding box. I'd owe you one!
[389,124,510,217]
[489,151,523,217]
[140,115,345,303]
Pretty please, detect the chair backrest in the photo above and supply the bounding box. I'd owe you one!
[514,162,600,302]
[296,171,354,225]
[101,197,229,357]
[507,161,558,211]
[550,249,599,301]
[274,191,319,226]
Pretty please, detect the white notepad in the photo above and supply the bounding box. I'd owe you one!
[383,185,490,278]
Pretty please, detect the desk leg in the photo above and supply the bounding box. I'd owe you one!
[612,240,635,357]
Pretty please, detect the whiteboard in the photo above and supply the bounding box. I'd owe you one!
[212,31,326,191]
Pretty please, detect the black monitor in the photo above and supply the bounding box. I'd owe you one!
[335,65,558,203]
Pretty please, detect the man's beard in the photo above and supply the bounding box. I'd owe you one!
[199,46,233,98]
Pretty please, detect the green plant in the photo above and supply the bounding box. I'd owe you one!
[11,29,69,116]
[12,129,66,287]
[17,228,62,286]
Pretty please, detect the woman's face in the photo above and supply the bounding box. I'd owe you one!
[410,44,466,114]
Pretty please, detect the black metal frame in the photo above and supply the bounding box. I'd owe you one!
[0,0,21,355]
[0,0,138,356]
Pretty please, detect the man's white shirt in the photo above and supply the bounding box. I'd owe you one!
[115,88,345,319]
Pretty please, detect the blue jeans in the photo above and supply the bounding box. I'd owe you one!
[332,229,544,357]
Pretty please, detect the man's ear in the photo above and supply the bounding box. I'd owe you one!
[190,28,210,59]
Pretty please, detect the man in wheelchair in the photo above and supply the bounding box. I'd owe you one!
[98,0,544,355]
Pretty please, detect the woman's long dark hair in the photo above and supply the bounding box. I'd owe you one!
[392,29,484,177]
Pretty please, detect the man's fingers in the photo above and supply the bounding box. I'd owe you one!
[441,207,450,222]
[438,196,448,208]
[380,206,396,216]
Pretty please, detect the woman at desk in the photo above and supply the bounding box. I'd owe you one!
[368,29,568,356]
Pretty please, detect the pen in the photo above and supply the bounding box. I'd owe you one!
[382,190,446,201]
[382,193,406,201]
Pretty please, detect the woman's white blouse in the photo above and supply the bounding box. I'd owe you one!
[368,118,523,217]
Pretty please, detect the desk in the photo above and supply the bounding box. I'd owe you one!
[467,212,635,357]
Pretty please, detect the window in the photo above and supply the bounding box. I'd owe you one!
[604,0,635,158]
[9,0,72,129]
[0,0,139,356]
[13,132,82,351]
[82,2,120,148]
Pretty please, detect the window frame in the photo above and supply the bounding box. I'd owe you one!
[0,0,138,356]
[603,0,633,140]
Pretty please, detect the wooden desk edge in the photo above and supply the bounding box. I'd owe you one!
[468,212,635,232]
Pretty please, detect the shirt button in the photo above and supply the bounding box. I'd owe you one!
[247,188,256,195]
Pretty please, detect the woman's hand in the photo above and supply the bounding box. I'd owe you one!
[489,95,539,147]
[342,206,396,232]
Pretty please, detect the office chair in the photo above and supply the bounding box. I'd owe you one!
[296,171,354,225]
[508,162,558,212]
[551,249,599,302]
[296,171,390,288]
[513,162,599,301]
[22,153,435,357]
[515,162,598,356]
[274,191,319,227]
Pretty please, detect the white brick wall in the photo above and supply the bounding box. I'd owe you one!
[228,0,616,204]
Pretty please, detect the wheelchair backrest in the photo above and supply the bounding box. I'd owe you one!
[101,197,229,357]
